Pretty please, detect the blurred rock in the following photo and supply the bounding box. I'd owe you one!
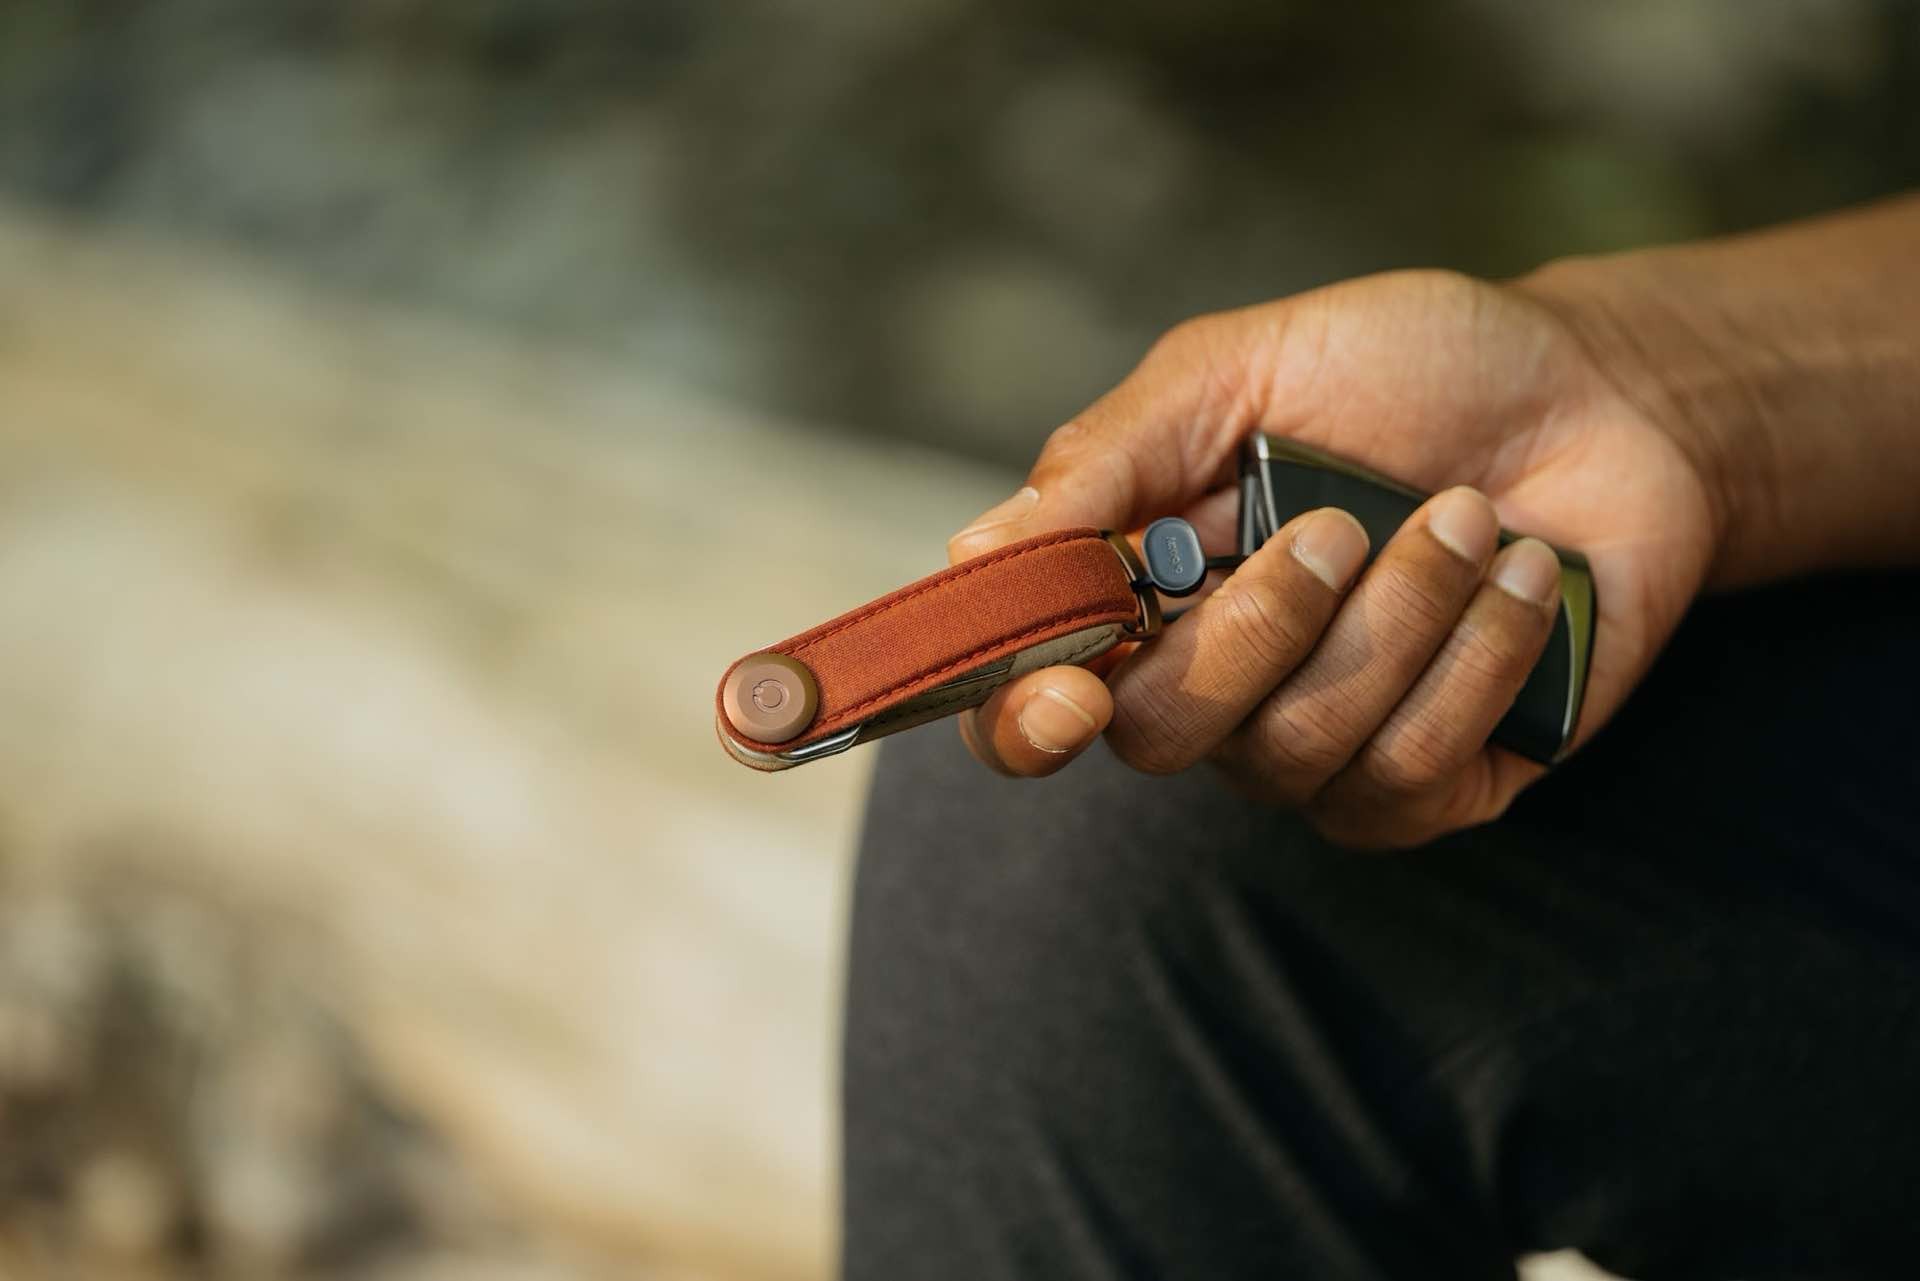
[72,1150,176,1262]
[0,843,576,1280]
[0,203,1014,1280]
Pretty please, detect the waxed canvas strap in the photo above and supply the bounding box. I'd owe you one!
[716,527,1143,766]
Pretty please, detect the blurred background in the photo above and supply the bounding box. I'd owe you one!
[0,2,1913,1278]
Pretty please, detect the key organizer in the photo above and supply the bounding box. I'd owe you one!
[716,434,1595,771]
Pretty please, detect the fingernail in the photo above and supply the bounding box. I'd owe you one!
[951,487,1040,552]
[1018,686,1097,754]
[1491,537,1562,606]
[1290,508,1369,590]
[1425,487,1499,564]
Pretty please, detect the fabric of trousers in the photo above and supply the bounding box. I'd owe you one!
[841,571,1920,1281]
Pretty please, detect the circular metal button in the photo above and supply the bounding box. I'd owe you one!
[723,653,819,744]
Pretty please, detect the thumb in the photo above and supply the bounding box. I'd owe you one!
[946,485,1042,563]
[947,313,1260,564]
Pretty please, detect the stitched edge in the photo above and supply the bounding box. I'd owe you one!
[825,605,1133,723]
[726,604,1136,754]
[784,528,1104,657]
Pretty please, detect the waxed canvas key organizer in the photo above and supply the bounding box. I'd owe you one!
[716,435,1596,771]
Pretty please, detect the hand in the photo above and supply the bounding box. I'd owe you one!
[949,269,1721,847]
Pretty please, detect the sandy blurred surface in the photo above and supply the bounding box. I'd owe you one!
[0,202,1014,1278]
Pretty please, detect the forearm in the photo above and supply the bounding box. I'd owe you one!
[1519,193,1920,588]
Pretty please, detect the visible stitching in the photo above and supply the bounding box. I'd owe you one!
[730,612,1133,753]
[787,528,1102,657]
[824,607,1133,723]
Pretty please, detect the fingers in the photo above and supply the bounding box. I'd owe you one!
[955,480,1571,852]
[963,505,1370,780]
[1217,486,1501,807]
[1101,508,1370,775]
[958,665,1113,778]
[1308,538,1562,845]
[949,314,1261,564]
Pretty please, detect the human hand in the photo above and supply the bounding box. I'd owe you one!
[949,269,1721,846]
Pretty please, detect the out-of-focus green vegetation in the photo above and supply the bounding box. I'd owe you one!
[1,1,1913,463]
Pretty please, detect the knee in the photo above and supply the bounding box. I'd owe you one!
[844,729,1297,1108]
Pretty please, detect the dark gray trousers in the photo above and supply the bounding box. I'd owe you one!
[843,573,1920,1280]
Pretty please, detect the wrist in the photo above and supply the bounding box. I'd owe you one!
[1514,248,1761,586]
[1515,198,1920,586]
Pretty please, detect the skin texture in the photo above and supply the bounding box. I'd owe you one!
[948,194,1920,847]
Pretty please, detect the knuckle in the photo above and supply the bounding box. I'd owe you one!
[1414,266,1482,302]
[1106,694,1196,777]
[1438,772,1517,832]
[1249,697,1359,781]
[1143,313,1245,411]
[1214,578,1315,677]
[1371,267,1484,314]
[1444,614,1533,689]
[1474,789,1518,825]
[1369,562,1457,634]
[1035,418,1091,471]
[1033,418,1144,512]
[1363,718,1458,794]
[1108,730,1186,778]
[1148,313,1219,360]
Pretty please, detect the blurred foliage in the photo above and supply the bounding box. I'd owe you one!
[0,1,1914,459]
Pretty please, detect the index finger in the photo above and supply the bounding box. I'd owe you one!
[947,312,1269,564]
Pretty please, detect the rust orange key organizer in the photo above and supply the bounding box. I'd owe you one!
[716,528,1158,771]
[717,434,1597,771]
